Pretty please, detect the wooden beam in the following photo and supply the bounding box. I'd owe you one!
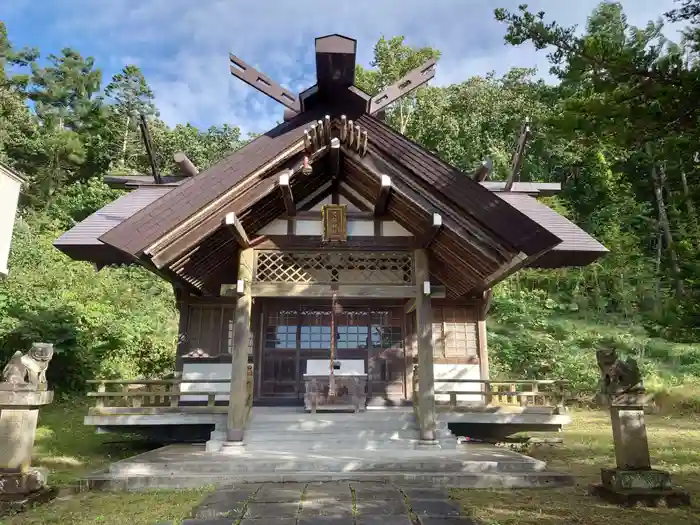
[369,58,437,115]
[330,137,340,179]
[250,283,417,298]
[374,175,391,216]
[223,212,250,248]
[229,53,300,112]
[473,157,493,182]
[420,213,442,249]
[173,152,199,177]
[251,235,415,251]
[278,170,295,217]
[505,118,531,191]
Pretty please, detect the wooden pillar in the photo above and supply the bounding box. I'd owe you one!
[227,248,254,442]
[414,249,436,441]
[174,288,190,378]
[477,290,491,381]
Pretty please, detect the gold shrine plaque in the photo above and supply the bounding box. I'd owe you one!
[321,204,347,243]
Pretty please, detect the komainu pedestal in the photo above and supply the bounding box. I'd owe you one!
[591,348,690,507]
[0,343,55,512]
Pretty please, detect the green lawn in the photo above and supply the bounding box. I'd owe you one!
[4,402,700,524]
[452,409,700,525]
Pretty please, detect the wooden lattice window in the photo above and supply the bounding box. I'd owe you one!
[432,307,477,359]
[254,251,413,284]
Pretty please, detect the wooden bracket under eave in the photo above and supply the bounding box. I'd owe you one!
[374,174,391,216]
[405,283,446,313]
[420,213,442,249]
[278,170,295,216]
[220,280,246,297]
[223,212,250,248]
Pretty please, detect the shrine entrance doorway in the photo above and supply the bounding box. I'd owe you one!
[256,299,409,406]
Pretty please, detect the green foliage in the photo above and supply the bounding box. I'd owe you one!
[2,5,700,397]
[0,204,178,392]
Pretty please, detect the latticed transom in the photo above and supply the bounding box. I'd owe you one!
[254,251,414,284]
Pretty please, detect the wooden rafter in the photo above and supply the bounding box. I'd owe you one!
[504,118,531,191]
[223,212,250,248]
[472,157,493,182]
[229,53,301,112]
[374,175,391,216]
[420,213,442,249]
[369,58,437,115]
[330,138,340,178]
[278,170,295,216]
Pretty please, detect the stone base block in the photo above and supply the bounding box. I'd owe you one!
[0,468,48,495]
[594,467,690,507]
[591,484,690,508]
[0,486,58,517]
[205,440,223,453]
[600,468,672,492]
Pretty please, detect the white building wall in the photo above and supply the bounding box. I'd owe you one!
[0,165,24,277]
[181,362,231,402]
[434,363,483,403]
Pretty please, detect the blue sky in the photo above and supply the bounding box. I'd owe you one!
[3,0,682,134]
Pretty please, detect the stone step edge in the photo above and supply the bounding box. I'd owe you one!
[81,470,574,491]
[109,462,545,476]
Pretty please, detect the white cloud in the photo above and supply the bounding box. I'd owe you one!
[6,0,684,133]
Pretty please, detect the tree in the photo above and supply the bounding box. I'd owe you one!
[494,1,700,333]
[104,65,157,169]
[22,48,104,201]
[355,36,440,134]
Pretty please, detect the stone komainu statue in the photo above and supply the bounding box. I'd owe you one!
[596,347,644,396]
[0,343,54,390]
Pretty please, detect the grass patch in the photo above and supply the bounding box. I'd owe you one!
[1,490,210,525]
[451,409,700,524]
[30,400,155,485]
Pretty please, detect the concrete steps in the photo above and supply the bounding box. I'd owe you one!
[85,470,574,491]
[108,451,545,477]
[84,407,573,492]
[242,408,457,451]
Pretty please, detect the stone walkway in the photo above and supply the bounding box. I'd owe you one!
[156,481,480,524]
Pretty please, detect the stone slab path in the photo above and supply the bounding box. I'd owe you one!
[156,481,480,525]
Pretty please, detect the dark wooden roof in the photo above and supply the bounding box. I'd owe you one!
[54,33,607,296]
[496,192,608,267]
[54,186,172,265]
[99,106,331,258]
[356,114,560,257]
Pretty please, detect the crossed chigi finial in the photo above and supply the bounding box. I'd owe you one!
[228,34,437,121]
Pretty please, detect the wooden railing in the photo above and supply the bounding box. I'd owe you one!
[411,364,568,417]
[86,364,254,416]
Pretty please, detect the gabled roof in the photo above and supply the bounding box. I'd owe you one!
[100,106,331,258]
[54,186,172,265]
[496,193,608,268]
[54,33,607,297]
